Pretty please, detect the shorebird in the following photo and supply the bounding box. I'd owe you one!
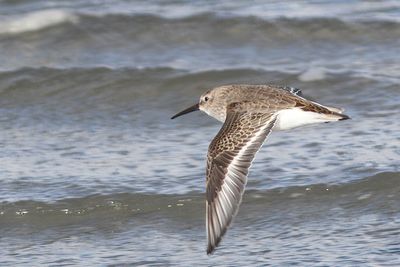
[171,84,349,254]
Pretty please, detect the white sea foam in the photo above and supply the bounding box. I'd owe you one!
[0,9,79,35]
[231,1,400,21]
[88,0,400,21]
[299,67,327,82]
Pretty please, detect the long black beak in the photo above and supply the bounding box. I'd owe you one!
[171,103,199,119]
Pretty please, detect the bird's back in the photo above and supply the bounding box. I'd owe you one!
[213,84,349,130]
[217,84,325,114]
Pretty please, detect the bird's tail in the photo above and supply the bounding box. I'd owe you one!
[310,101,350,121]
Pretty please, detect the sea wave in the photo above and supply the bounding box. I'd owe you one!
[0,66,368,107]
[2,0,400,21]
[0,66,395,108]
[0,9,78,35]
[0,13,398,82]
[1,172,398,225]
[1,12,400,40]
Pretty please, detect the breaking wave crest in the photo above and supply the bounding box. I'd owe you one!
[0,9,78,35]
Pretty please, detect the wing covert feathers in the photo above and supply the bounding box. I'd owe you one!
[206,110,276,254]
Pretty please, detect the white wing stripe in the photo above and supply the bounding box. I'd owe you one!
[214,201,224,228]
[228,117,275,172]
[214,115,276,224]
[207,114,277,254]
[216,196,229,221]
[223,182,239,202]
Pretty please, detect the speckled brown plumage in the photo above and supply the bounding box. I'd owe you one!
[170,84,349,255]
[206,110,276,254]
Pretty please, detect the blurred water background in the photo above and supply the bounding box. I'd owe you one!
[0,0,399,266]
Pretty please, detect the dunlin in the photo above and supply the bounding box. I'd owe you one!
[171,84,349,254]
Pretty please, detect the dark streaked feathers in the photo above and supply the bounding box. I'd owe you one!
[206,107,277,254]
[170,84,349,255]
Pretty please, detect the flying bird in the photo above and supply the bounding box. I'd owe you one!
[171,84,349,254]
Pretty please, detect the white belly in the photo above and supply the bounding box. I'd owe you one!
[274,108,335,131]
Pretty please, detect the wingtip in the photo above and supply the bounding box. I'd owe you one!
[207,235,223,255]
[206,239,216,255]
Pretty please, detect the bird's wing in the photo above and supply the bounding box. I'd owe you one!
[206,104,277,254]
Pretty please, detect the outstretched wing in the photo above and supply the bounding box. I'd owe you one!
[206,107,277,254]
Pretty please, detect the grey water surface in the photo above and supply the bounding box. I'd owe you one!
[0,1,399,266]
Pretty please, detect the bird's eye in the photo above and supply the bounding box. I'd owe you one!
[204,97,209,102]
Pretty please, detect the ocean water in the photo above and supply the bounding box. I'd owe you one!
[0,0,399,266]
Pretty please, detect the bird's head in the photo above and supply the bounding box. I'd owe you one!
[171,86,231,122]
